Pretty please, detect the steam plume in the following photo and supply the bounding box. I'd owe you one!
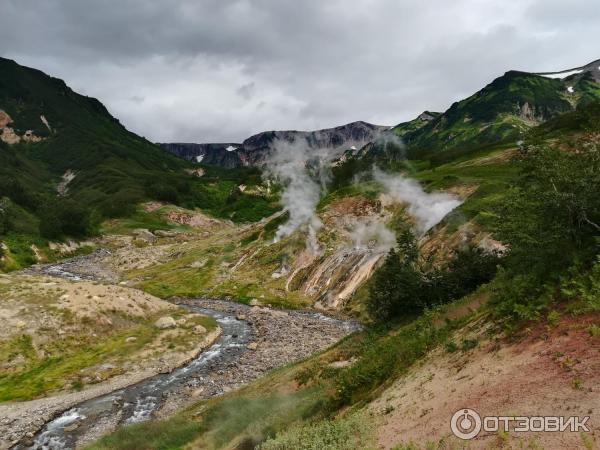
[373,166,462,233]
[349,218,396,253]
[265,139,335,252]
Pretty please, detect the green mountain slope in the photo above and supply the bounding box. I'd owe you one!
[0,57,195,211]
[401,67,600,158]
[391,111,440,137]
[0,58,278,270]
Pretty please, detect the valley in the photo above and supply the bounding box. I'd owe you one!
[1,249,357,449]
[0,55,599,450]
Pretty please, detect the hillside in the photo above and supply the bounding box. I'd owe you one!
[0,58,279,270]
[81,94,600,450]
[397,59,600,158]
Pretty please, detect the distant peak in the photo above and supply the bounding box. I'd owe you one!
[534,58,600,82]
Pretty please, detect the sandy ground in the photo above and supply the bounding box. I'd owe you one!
[370,314,600,449]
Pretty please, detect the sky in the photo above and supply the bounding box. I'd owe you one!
[1,0,598,143]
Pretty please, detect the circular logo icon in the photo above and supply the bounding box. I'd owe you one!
[451,408,482,440]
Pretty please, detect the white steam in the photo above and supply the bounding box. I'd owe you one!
[373,167,462,233]
[349,219,396,253]
[265,131,461,255]
[266,139,335,252]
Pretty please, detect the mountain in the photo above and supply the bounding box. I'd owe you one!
[0,58,278,269]
[395,59,600,157]
[391,111,441,137]
[3,56,600,450]
[535,58,600,83]
[163,59,600,170]
[159,142,243,169]
[0,57,200,214]
[160,121,388,168]
[54,64,600,450]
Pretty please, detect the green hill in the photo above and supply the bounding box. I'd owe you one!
[400,68,600,158]
[0,58,277,269]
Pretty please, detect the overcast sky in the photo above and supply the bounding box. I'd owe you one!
[1,0,598,143]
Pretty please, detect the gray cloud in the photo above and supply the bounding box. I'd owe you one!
[236,82,256,101]
[1,0,598,143]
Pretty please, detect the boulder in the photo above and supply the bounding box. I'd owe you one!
[155,230,177,238]
[154,316,176,329]
[132,228,157,243]
[63,423,79,432]
[193,325,207,334]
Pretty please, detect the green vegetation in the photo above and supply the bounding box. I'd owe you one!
[258,412,376,450]
[85,416,203,450]
[403,71,586,157]
[0,58,279,271]
[488,139,600,331]
[0,296,217,401]
[368,229,498,321]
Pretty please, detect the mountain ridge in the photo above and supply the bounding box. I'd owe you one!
[159,120,388,168]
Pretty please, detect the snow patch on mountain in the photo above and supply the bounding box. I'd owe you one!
[539,69,583,79]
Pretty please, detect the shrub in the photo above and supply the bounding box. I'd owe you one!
[258,412,376,450]
[368,229,499,322]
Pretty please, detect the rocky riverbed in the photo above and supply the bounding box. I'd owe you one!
[158,298,360,417]
[3,250,359,449]
[11,300,357,449]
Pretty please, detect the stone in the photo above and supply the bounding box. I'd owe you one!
[132,228,157,243]
[154,316,176,329]
[125,336,137,343]
[193,325,207,334]
[236,314,247,321]
[249,298,260,306]
[247,342,258,350]
[63,423,79,432]
[154,230,177,237]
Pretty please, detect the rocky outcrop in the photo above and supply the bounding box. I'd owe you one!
[159,121,388,169]
[154,316,177,329]
[159,143,243,168]
[535,58,600,83]
[0,109,45,145]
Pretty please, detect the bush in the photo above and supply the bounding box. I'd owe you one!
[368,229,498,322]
[145,182,180,204]
[38,198,93,238]
[333,311,445,406]
[258,412,376,450]
[489,142,600,329]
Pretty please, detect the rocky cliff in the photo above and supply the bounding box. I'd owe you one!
[160,121,388,168]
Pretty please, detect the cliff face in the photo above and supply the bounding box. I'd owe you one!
[159,143,244,169]
[160,121,388,168]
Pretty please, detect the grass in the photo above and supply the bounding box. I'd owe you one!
[85,416,203,450]
[258,412,376,450]
[101,208,182,235]
[0,301,218,401]
[0,321,157,401]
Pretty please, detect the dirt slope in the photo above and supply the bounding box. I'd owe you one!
[370,313,600,449]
